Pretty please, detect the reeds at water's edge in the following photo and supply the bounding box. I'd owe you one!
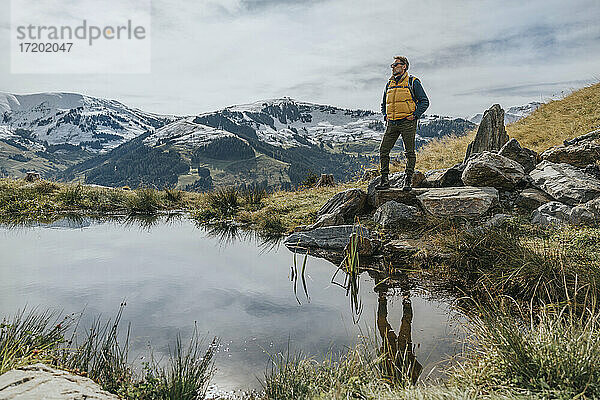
[0,303,218,400]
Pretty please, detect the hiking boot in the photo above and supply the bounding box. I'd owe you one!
[402,173,413,191]
[375,174,390,190]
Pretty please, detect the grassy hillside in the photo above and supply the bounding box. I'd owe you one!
[411,82,600,173]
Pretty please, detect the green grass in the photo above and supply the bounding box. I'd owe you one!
[0,305,217,400]
[259,281,600,400]
[416,218,600,306]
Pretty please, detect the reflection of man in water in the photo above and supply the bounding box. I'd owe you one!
[376,290,423,384]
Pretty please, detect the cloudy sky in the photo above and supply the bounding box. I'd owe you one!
[1,0,599,118]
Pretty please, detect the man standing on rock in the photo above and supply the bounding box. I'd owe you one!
[376,56,429,191]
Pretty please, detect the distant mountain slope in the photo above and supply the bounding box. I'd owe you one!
[469,101,543,125]
[0,92,176,152]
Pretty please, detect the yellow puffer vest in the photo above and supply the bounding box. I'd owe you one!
[385,73,416,120]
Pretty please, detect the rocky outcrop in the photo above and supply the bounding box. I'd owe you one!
[515,188,554,211]
[540,129,600,168]
[570,197,600,226]
[498,138,539,173]
[0,363,119,400]
[531,201,573,227]
[373,201,421,228]
[461,151,527,190]
[529,161,600,205]
[284,225,372,254]
[317,188,366,223]
[367,171,425,206]
[416,186,499,218]
[464,104,509,161]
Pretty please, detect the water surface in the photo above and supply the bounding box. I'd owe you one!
[0,217,464,390]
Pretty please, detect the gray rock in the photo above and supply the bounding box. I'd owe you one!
[439,163,466,187]
[540,129,600,168]
[416,186,499,218]
[373,188,428,208]
[515,188,555,211]
[498,138,539,173]
[373,201,420,228]
[531,201,573,227]
[570,197,600,226]
[284,225,371,253]
[367,171,425,206]
[423,169,445,188]
[423,164,465,188]
[317,188,367,223]
[583,164,600,180]
[484,213,512,229]
[464,104,509,161]
[305,212,345,230]
[529,161,600,205]
[0,363,119,400]
[462,151,527,190]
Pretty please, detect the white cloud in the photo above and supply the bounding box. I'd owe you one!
[1,0,599,117]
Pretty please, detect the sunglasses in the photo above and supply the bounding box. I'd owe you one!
[390,62,405,68]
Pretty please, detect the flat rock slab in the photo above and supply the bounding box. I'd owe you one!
[0,363,119,400]
[529,161,600,205]
[284,225,370,252]
[373,188,428,208]
[416,186,499,218]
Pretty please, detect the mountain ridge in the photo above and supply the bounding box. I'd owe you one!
[2,91,537,190]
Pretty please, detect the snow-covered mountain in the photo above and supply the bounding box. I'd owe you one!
[150,97,473,151]
[0,92,176,152]
[2,91,478,188]
[469,101,543,125]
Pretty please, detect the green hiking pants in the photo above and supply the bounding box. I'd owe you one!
[379,118,417,177]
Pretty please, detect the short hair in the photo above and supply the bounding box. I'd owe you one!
[394,56,409,69]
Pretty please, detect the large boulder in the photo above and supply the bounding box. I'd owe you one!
[317,188,367,223]
[461,151,527,190]
[540,129,600,168]
[515,188,555,211]
[529,161,600,205]
[531,201,573,227]
[284,225,372,254]
[367,171,425,206]
[464,104,509,161]
[416,186,499,218]
[422,163,465,188]
[570,197,600,226]
[373,201,421,228]
[0,363,119,399]
[498,138,539,173]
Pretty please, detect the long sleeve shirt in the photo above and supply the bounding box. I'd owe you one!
[381,76,430,119]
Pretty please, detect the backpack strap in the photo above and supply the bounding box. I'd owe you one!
[408,75,417,103]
